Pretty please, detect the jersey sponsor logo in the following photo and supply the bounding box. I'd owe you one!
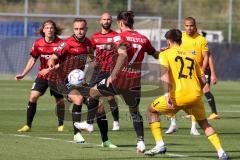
[113,36,121,42]
[107,38,113,43]
[96,44,112,50]
[40,54,51,60]
[189,50,196,55]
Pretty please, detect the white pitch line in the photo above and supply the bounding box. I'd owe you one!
[37,137,55,140]
[9,133,189,157]
[13,134,30,137]
[166,153,188,157]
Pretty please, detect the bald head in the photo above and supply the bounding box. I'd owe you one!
[101,12,112,20]
[100,12,112,30]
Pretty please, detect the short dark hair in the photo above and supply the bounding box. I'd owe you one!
[117,11,134,29]
[165,29,182,45]
[37,19,63,37]
[185,17,196,26]
[73,18,87,25]
[201,31,207,37]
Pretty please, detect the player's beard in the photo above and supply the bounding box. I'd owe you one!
[101,23,111,30]
[74,34,85,41]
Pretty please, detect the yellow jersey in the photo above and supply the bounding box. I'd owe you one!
[181,32,208,66]
[159,45,204,105]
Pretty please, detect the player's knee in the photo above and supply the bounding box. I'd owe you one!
[68,95,82,105]
[29,94,40,102]
[147,104,154,113]
[198,119,213,131]
[97,103,105,114]
[198,119,215,136]
[203,84,210,93]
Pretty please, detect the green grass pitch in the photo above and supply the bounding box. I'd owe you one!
[0,80,239,160]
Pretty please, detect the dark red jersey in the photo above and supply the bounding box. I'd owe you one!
[30,37,62,80]
[53,35,92,83]
[91,30,118,72]
[112,30,156,90]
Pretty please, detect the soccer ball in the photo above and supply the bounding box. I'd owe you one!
[68,69,85,86]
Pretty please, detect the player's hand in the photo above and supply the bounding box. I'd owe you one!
[160,45,170,52]
[48,59,55,69]
[39,68,50,76]
[106,75,116,87]
[211,74,217,85]
[15,74,24,81]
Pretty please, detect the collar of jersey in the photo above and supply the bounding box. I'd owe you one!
[44,36,56,44]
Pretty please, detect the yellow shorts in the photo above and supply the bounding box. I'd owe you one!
[151,96,206,121]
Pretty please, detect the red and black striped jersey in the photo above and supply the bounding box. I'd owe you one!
[30,37,62,80]
[54,35,92,82]
[112,30,156,90]
[91,30,118,72]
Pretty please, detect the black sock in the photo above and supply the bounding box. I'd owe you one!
[72,104,82,134]
[205,92,217,114]
[27,101,37,127]
[87,98,99,124]
[131,111,144,141]
[96,112,108,142]
[108,99,119,122]
[56,100,65,126]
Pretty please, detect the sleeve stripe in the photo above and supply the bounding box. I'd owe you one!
[30,53,38,59]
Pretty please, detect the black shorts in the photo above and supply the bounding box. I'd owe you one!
[204,68,211,85]
[32,77,64,99]
[96,77,141,107]
[89,70,111,87]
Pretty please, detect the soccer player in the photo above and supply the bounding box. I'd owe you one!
[76,12,120,132]
[144,29,229,160]
[16,20,65,132]
[165,17,216,135]
[73,10,159,152]
[48,18,93,143]
[201,31,219,120]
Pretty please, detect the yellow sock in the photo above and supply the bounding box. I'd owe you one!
[191,115,196,122]
[208,133,223,151]
[150,122,163,141]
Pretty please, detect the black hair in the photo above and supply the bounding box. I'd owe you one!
[117,11,134,29]
[165,29,182,45]
[73,18,87,26]
[202,31,207,37]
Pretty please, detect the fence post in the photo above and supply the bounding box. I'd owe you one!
[76,0,80,16]
[228,0,232,44]
[127,0,132,11]
[24,0,28,37]
[178,0,182,30]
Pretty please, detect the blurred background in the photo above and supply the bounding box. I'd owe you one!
[0,0,239,80]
